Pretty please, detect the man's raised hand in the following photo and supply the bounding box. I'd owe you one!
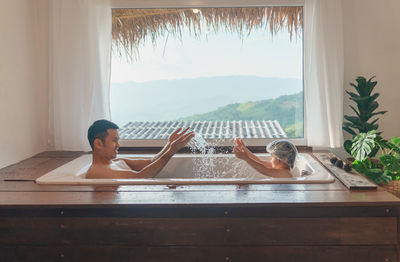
[169,130,195,153]
[168,127,191,144]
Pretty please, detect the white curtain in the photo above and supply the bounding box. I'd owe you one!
[304,0,344,148]
[48,0,112,150]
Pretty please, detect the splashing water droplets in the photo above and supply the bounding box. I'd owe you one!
[187,133,251,179]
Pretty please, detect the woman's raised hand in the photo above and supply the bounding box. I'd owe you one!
[233,138,249,160]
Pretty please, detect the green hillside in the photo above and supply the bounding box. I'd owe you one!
[179,92,303,137]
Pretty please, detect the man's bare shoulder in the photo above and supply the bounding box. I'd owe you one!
[86,163,110,179]
[86,160,133,179]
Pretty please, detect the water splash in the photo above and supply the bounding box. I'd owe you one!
[187,132,254,179]
[188,133,217,178]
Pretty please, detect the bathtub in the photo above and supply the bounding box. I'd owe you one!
[35,153,335,185]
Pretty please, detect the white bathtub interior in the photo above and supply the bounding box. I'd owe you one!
[35,153,335,185]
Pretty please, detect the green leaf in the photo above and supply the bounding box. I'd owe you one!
[365,76,377,96]
[344,116,362,126]
[344,140,353,154]
[350,96,371,103]
[367,93,380,103]
[391,137,400,146]
[349,82,359,91]
[385,142,400,155]
[364,168,391,184]
[381,173,393,184]
[369,118,379,126]
[343,127,356,136]
[366,101,379,115]
[368,147,379,158]
[343,121,360,130]
[380,154,400,172]
[374,136,388,151]
[349,105,360,118]
[365,168,384,176]
[363,123,379,132]
[352,159,367,173]
[355,77,367,95]
[367,75,377,82]
[370,111,388,117]
[384,170,399,181]
[351,131,376,160]
[345,91,359,98]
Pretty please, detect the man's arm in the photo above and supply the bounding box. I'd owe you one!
[88,130,194,179]
[117,158,152,171]
[88,150,174,179]
[115,128,192,171]
[151,127,191,162]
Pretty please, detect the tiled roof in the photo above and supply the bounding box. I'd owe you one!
[119,120,287,139]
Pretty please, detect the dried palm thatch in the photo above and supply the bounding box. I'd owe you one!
[112,7,303,60]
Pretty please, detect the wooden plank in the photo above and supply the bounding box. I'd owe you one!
[0,158,76,180]
[0,157,50,179]
[313,152,377,189]
[33,151,87,158]
[0,217,396,246]
[0,180,347,192]
[0,246,396,262]
[0,190,399,206]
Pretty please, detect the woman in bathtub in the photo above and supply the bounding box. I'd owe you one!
[233,138,297,178]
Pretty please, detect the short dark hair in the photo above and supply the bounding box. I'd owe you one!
[87,120,119,150]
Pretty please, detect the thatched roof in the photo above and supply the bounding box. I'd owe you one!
[112,7,303,60]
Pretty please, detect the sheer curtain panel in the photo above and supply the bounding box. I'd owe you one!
[304,0,344,148]
[48,0,112,150]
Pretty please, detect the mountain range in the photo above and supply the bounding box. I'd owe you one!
[110,75,302,126]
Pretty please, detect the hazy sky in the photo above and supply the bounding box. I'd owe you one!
[111,24,303,83]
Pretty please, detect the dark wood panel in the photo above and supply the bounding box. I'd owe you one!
[1,205,398,218]
[0,217,396,246]
[0,246,396,262]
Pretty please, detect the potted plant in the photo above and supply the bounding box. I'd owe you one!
[342,76,387,157]
[351,130,400,184]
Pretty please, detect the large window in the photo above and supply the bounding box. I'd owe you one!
[110,6,304,146]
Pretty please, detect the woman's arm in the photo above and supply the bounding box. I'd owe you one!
[235,139,274,168]
[233,139,290,178]
[241,154,291,178]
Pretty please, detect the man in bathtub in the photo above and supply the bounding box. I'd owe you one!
[86,119,194,179]
[233,138,297,178]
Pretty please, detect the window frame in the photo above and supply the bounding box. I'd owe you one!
[111,0,306,147]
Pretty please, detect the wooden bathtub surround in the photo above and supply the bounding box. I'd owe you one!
[0,151,399,262]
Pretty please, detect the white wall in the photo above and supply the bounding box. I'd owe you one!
[329,0,400,159]
[0,0,48,168]
[342,0,400,141]
[0,0,399,168]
